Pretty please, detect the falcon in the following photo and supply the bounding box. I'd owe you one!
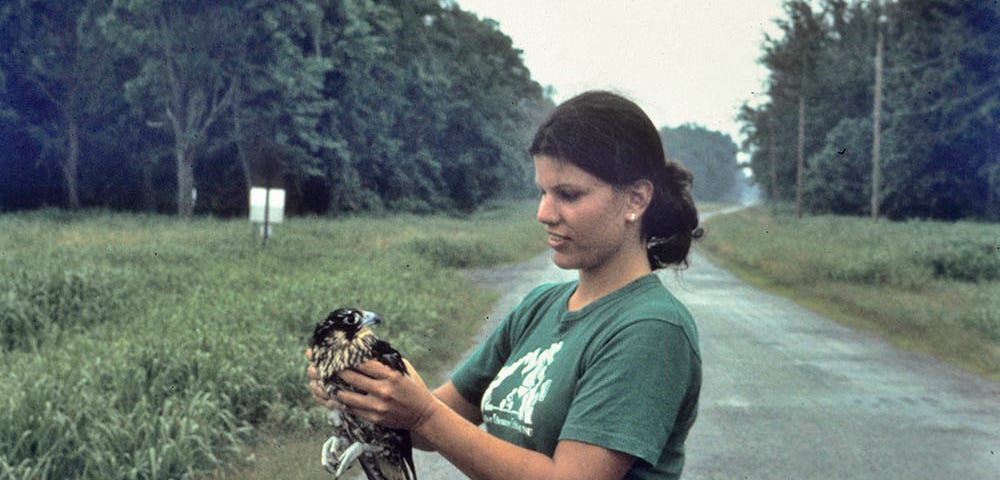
[310,307,417,480]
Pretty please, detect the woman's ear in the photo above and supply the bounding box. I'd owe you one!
[626,179,654,219]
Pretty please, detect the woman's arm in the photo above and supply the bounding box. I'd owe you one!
[410,380,482,450]
[337,360,634,480]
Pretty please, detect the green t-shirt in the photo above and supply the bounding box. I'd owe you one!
[451,274,701,479]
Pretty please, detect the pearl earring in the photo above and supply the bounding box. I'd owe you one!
[628,213,637,222]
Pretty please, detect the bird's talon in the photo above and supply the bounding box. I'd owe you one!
[321,436,338,474]
[335,441,367,478]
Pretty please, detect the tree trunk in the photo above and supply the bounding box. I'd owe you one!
[62,109,82,210]
[142,157,157,212]
[232,80,253,192]
[175,146,195,217]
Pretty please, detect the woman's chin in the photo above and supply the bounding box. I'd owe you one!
[551,252,579,271]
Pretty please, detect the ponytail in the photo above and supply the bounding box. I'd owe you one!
[643,160,703,270]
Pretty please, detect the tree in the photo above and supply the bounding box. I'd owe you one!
[741,0,999,220]
[0,0,115,210]
[659,124,741,203]
[743,0,827,210]
[100,0,247,217]
[804,117,872,214]
[879,0,1000,219]
[0,0,551,216]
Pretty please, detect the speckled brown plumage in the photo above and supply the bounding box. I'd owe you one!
[311,308,416,480]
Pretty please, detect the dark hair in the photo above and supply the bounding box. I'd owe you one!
[529,90,702,270]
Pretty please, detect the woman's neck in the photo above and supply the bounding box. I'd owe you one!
[568,246,651,312]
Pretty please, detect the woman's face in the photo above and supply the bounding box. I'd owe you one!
[534,155,634,273]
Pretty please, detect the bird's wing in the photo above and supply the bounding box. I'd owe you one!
[358,439,416,480]
[372,340,407,374]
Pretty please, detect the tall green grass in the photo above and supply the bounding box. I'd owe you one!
[0,203,545,479]
[700,207,1000,380]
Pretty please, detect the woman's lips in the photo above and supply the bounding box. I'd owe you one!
[547,232,568,249]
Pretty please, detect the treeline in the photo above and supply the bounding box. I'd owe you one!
[660,124,742,203]
[741,0,999,220]
[0,0,552,216]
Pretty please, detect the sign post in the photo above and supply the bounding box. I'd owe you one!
[249,187,285,245]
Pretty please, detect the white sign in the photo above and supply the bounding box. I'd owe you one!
[249,187,285,223]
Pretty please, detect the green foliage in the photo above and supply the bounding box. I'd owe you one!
[701,208,1000,338]
[0,0,550,215]
[406,236,508,269]
[0,267,131,351]
[741,0,1000,220]
[803,117,872,215]
[923,240,1000,282]
[0,204,545,479]
[659,124,742,203]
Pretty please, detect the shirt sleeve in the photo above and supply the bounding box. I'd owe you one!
[558,319,696,467]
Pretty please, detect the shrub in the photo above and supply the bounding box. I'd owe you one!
[923,240,1000,282]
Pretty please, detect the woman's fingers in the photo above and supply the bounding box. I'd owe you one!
[351,359,396,379]
[309,380,342,409]
[338,366,386,395]
[309,358,434,429]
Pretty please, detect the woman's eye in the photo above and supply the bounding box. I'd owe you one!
[558,190,580,201]
[538,187,582,202]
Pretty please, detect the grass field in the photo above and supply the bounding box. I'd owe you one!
[699,206,1000,382]
[7,201,995,478]
[0,202,546,480]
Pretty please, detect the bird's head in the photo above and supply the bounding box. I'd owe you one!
[312,307,381,347]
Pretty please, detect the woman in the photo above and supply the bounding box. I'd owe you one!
[309,90,702,479]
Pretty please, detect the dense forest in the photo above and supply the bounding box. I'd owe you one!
[0,0,556,216]
[9,1,990,221]
[741,0,1000,220]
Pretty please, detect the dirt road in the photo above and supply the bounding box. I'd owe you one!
[414,246,999,479]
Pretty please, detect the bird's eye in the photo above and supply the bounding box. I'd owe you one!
[345,314,360,325]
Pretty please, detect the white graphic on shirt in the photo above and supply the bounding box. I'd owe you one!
[481,341,563,436]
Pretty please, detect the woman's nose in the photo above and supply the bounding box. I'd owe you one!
[536,194,558,225]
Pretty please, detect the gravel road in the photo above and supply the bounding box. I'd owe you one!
[413,229,1000,479]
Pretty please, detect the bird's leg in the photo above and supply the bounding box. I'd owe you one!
[322,436,341,473]
[322,410,347,474]
[334,441,368,478]
[322,435,352,475]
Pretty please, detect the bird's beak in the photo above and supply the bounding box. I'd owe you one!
[360,310,382,327]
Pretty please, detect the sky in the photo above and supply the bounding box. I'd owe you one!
[454,0,788,146]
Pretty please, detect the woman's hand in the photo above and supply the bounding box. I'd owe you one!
[336,359,441,431]
[305,348,439,430]
[305,348,345,411]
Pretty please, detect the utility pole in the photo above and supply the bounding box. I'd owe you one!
[871,0,885,221]
[769,115,778,210]
[796,94,805,219]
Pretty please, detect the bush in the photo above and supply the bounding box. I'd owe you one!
[923,240,1000,282]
